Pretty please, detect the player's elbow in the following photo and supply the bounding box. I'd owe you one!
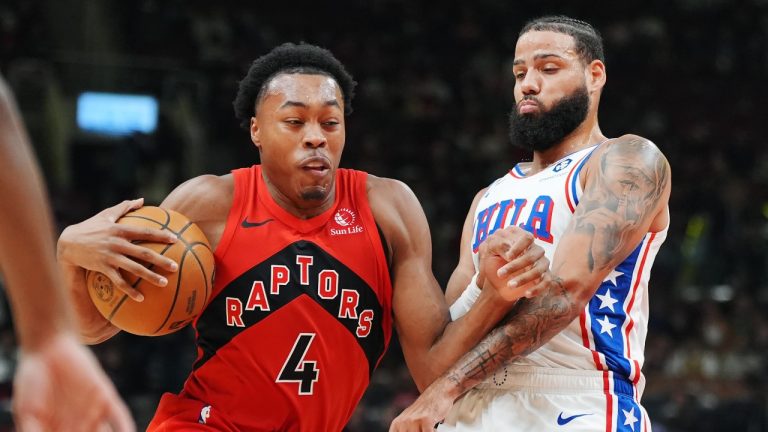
[413,376,430,393]
[558,277,595,311]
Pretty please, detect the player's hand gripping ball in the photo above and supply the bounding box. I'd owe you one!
[86,206,215,336]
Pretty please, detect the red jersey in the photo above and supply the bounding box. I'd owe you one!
[148,166,393,431]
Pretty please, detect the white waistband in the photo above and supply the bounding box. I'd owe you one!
[477,365,639,397]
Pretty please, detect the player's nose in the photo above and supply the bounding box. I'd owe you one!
[303,123,326,148]
[519,72,540,95]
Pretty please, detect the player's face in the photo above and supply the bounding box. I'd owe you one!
[508,31,594,151]
[512,30,589,114]
[251,73,345,208]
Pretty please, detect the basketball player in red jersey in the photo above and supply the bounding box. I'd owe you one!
[0,76,134,431]
[56,43,550,431]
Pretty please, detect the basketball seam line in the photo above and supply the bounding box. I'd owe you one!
[152,221,194,334]
[186,243,213,309]
[152,247,189,334]
[121,215,215,254]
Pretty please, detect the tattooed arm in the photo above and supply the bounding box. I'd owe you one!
[389,135,671,431]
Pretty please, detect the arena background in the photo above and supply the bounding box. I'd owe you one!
[1,1,766,430]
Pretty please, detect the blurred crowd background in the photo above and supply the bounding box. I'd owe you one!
[0,0,767,430]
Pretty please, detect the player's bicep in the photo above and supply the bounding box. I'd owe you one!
[159,175,215,217]
[160,174,232,249]
[553,136,670,295]
[391,255,448,353]
[370,179,448,361]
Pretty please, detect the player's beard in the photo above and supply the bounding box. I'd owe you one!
[508,85,590,152]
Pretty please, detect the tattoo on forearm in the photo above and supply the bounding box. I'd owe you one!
[572,137,669,272]
[444,277,577,394]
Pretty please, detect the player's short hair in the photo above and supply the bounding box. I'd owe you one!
[233,42,357,129]
[520,16,604,64]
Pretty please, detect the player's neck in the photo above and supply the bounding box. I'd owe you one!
[262,173,336,220]
[530,120,605,172]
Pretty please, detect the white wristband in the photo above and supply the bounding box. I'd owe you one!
[449,273,482,320]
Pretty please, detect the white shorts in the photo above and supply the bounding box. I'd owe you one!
[438,366,651,432]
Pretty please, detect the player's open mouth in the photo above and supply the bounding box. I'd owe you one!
[299,157,331,176]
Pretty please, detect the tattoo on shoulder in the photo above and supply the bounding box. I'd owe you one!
[572,136,669,272]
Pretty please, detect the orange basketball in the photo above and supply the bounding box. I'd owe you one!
[86,206,215,336]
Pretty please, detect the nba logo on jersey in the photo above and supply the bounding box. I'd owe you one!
[198,405,211,424]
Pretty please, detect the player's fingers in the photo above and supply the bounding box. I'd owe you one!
[482,227,528,259]
[116,224,177,244]
[524,272,553,298]
[116,241,178,273]
[504,229,535,261]
[507,263,545,290]
[114,256,169,289]
[497,245,544,278]
[488,231,533,262]
[103,269,145,302]
[101,199,144,223]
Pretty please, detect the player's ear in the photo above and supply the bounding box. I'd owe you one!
[587,59,606,94]
[250,117,261,149]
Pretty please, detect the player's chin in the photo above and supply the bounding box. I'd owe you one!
[299,185,330,202]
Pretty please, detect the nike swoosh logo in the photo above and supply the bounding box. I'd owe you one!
[557,412,591,426]
[241,218,273,228]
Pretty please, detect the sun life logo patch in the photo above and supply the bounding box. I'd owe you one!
[334,208,356,227]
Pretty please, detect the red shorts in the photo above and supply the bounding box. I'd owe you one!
[147,392,240,432]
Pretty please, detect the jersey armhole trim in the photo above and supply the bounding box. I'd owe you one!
[214,167,250,259]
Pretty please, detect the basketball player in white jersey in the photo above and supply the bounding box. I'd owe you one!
[391,16,671,432]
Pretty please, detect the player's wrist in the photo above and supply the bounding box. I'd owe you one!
[432,373,464,402]
[448,274,482,320]
[56,227,78,265]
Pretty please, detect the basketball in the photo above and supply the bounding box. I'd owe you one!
[86,206,215,336]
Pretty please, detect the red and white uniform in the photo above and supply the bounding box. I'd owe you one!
[148,166,393,431]
[445,143,668,432]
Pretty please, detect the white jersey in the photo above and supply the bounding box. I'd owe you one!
[469,143,668,397]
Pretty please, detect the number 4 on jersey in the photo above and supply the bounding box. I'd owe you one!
[277,333,320,395]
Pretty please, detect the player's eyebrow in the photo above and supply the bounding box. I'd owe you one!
[512,53,565,66]
[280,100,340,109]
